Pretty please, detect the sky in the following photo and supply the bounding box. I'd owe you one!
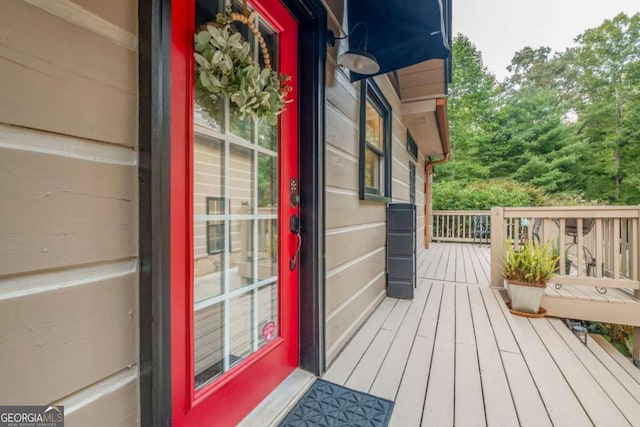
[453,0,640,82]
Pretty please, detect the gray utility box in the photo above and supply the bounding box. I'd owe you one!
[386,203,416,299]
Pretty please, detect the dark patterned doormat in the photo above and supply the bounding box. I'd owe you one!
[278,379,394,427]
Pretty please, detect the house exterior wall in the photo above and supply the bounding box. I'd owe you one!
[0,0,139,425]
[324,5,427,364]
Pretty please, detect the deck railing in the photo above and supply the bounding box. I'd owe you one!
[432,210,491,243]
[489,206,640,295]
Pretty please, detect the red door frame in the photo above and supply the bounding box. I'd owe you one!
[170,1,299,425]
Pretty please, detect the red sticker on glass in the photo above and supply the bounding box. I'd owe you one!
[262,321,276,341]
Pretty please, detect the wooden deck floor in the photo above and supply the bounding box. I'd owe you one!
[420,242,491,286]
[323,244,640,426]
[422,243,640,326]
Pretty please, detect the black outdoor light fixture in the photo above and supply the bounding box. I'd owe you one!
[327,23,380,75]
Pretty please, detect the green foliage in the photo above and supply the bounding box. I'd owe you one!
[432,180,546,210]
[194,6,291,125]
[567,13,640,204]
[439,14,640,207]
[439,35,497,182]
[502,240,559,285]
[586,322,634,357]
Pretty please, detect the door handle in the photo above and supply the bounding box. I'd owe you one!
[290,214,301,270]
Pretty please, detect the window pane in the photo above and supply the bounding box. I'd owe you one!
[257,282,278,348]
[258,154,277,214]
[229,291,254,362]
[229,145,255,214]
[365,102,382,149]
[194,139,224,302]
[257,219,277,280]
[258,120,278,151]
[229,220,254,290]
[229,103,255,142]
[365,148,380,190]
[194,302,224,388]
[194,91,224,131]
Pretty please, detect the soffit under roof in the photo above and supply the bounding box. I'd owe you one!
[397,59,448,160]
[397,59,446,101]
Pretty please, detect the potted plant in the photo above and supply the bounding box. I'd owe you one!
[503,240,558,314]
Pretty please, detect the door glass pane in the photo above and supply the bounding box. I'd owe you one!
[258,120,278,151]
[229,145,255,215]
[230,220,254,290]
[229,104,255,142]
[258,219,277,280]
[195,91,224,131]
[194,139,225,302]
[257,282,278,348]
[193,2,281,391]
[229,291,254,363]
[258,154,277,213]
[194,302,224,388]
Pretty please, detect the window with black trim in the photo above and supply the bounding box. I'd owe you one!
[359,80,391,200]
[206,197,224,255]
[407,130,418,161]
[409,162,416,204]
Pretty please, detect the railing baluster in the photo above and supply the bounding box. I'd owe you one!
[596,218,603,278]
[463,215,467,240]
[632,217,638,281]
[622,219,629,277]
[614,218,620,280]
[577,218,584,277]
[559,218,566,276]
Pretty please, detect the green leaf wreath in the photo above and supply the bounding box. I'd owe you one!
[194,6,291,125]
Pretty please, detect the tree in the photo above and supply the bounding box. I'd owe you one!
[569,13,640,203]
[436,34,497,183]
[435,14,640,209]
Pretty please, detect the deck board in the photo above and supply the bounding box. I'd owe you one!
[529,318,630,426]
[453,286,485,427]
[587,334,640,398]
[390,281,442,426]
[591,334,640,385]
[323,298,397,385]
[484,288,553,427]
[370,282,431,400]
[468,286,520,427]
[549,319,640,422]
[318,244,640,427]
[511,315,593,426]
[345,328,395,393]
[422,284,455,426]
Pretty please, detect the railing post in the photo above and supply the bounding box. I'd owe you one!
[491,207,505,288]
[634,207,640,366]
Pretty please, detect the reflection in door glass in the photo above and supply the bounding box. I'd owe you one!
[192,1,280,390]
[229,220,254,290]
[194,302,224,388]
[229,291,254,362]
[257,219,277,280]
[229,145,255,215]
[193,138,224,303]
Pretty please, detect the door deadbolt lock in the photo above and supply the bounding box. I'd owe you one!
[290,178,299,208]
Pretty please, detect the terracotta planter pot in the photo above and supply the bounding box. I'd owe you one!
[506,279,546,314]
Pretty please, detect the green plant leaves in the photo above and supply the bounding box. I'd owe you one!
[196,31,211,46]
[194,9,291,123]
[502,240,558,284]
